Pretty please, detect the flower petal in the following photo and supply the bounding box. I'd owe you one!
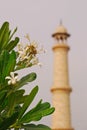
[5,76,11,80]
[8,80,12,85]
[14,76,18,80]
[10,72,14,78]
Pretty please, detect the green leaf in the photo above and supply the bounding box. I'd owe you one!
[20,101,55,123]
[0,22,19,51]
[14,89,27,104]
[5,37,19,52]
[15,89,25,96]
[0,112,18,130]
[22,108,54,123]
[5,89,25,116]
[0,22,9,50]
[0,90,8,112]
[20,72,37,83]
[4,50,16,77]
[0,89,7,105]
[8,27,17,42]
[21,124,51,130]
[15,72,37,90]
[18,86,38,119]
[0,50,9,82]
[0,50,9,85]
[1,29,9,50]
[1,51,9,73]
[7,92,17,116]
[24,100,51,116]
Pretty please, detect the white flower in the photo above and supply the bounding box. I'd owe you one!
[18,43,28,61]
[30,57,42,67]
[37,62,42,67]
[30,57,39,65]
[25,34,30,42]
[17,37,45,67]
[5,72,18,85]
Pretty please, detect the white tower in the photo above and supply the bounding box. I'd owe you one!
[51,23,74,130]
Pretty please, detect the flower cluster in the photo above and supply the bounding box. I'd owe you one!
[5,72,18,85]
[17,34,45,68]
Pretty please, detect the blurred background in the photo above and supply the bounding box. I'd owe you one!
[0,0,87,129]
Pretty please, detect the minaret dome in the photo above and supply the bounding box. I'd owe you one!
[52,23,70,42]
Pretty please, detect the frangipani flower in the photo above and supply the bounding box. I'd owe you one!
[5,72,18,85]
[17,35,45,68]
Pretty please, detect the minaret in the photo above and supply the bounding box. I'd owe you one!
[51,23,74,130]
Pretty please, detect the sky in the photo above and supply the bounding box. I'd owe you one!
[0,0,87,129]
